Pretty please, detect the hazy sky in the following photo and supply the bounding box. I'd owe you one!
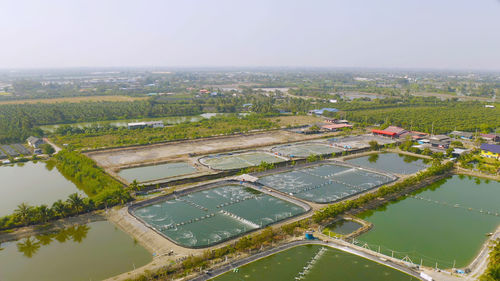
[1,0,499,69]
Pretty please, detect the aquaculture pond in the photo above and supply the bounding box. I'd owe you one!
[0,161,85,216]
[200,151,286,170]
[346,153,429,175]
[258,163,394,203]
[357,175,500,268]
[132,184,306,247]
[212,244,418,281]
[0,221,151,281]
[271,142,343,158]
[118,162,197,183]
[323,219,363,236]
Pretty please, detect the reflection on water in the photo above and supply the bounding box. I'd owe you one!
[0,221,151,281]
[16,225,90,258]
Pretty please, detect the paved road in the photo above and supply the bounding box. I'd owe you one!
[188,240,423,281]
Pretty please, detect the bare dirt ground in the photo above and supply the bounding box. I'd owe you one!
[0,95,146,105]
[87,130,335,169]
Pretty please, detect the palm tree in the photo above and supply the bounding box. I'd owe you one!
[14,203,33,226]
[36,205,52,224]
[51,200,67,218]
[17,237,41,258]
[67,193,85,214]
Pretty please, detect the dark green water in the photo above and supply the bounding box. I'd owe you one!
[133,185,306,247]
[324,219,363,235]
[0,221,151,281]
[212,245,418,281]
[358,175,500,268]
[346,153,429,175]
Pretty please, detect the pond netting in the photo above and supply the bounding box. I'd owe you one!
[258,164,393,203]
[132,185,305,247]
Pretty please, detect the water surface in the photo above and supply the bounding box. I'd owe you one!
[324,219,363,235]
[118,162,197,183]
[346,153,429,175]
[212,244,417,281]
[0,161,85,216]
[0,221,151,281]
[358,175,500,268]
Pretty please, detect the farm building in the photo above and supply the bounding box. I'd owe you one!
[480,143,500,160]
[27,136,44,148]
[480,133,499,142]
[308,108,338,116]
[322,124,353,132]
[429,135,451,149]
[127,121,164,129]
[450,131,474,140]
[371,126,407,138]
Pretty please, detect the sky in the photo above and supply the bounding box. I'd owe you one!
[1,0,499,70]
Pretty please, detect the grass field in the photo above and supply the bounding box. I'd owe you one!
[0,95,146,105]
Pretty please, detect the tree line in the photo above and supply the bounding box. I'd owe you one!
[0,150,130,231]
[52,115,279,149]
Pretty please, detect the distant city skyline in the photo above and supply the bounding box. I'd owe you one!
[1,0,500,70]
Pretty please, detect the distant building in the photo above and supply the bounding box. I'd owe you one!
[322,124,352,131]
[127,121,164,129]
[27,136,44,148]
[429,135,451,149]
[485,105,495,108]
[371,126,407,138]
[480,143,500,159]
[450,131,474,140]
[308,108,338,116]
[480,133,500,142]
[324,118,349,124]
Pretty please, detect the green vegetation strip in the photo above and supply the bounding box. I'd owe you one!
[0,150,130,231]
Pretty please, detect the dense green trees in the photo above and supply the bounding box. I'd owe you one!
[480,239,500,281]
[53,115,279,149]
[346,103,500,134]
[54,150,128,202]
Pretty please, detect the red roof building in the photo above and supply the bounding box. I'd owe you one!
[372,126,407,138]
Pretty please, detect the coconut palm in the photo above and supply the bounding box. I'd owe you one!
[14,203,33,226]
[35,205,52,224]
[51,200,67,218]
[67,193,85,214]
